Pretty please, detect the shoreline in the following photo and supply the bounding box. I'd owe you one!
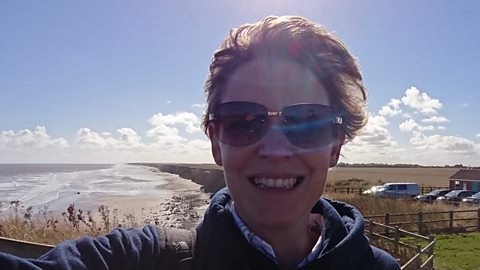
[81,164,213,229]
[1,164,216,230]
[131,163,226,194]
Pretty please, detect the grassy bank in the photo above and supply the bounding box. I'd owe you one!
[0,203,142,245]
[434,232,480,270]
[0,193,206,245]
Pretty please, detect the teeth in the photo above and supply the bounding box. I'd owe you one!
[253,177,297,189]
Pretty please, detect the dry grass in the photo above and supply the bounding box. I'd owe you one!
[0,202,162,245]
[328,193,479,230]
[0,192,209,245]
[327,193,480,266]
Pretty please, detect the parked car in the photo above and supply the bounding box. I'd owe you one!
[415,189,451,203]
[436,190,474,203]
[462,192,480,204]
[373,183,420,198]
[362,185,383,196]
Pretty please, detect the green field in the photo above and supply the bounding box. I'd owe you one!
[434,232,480,270]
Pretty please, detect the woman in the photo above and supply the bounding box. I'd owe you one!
[196,15,399,269]
[0,15,400,270]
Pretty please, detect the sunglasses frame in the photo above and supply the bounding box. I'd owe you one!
[208,101,343,148]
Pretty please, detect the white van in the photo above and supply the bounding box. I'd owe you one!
[373,183,420,198]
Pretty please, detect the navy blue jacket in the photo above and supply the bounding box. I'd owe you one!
[0,188,400,269]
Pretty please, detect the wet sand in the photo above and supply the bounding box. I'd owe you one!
[75,166,212,230]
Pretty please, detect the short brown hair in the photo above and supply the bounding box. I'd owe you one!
[202,15,367,141]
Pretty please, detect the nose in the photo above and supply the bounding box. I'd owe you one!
[257,124,295,159]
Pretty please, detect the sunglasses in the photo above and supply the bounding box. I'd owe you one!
[208,101,343,149]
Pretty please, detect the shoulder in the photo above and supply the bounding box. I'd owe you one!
[370,246,401,270]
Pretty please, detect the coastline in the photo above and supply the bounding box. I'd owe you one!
[90,164,216,229]
[1,164,218,231]
[131,163,226,194]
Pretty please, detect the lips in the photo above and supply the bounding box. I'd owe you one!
[248,176,303,189]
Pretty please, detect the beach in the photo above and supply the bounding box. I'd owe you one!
[94,170,211,229]
[0,164,213,230]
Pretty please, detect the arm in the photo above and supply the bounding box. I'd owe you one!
[0,225,163,270]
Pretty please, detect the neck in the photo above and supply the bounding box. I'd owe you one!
[253,216,319,270]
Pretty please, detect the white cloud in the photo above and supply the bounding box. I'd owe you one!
[340,85,480,165]
[399,119,417,132]
[0,110,216,163]
[1,96,477,165]
[146,124,187,146]
[146,113,211,157]
[341,114,406,163]
[399,119,433,132]
[378,98,402,117]
[117,128,144,148]
[401,87,442,115]
[0,126,68,150]
[421,116,449,124]
[0,126,70,163]
[75,128,145,150]
[191,103,205,108]
[149,112,201,134]
[356,115,395,146]
[410,133,477,155]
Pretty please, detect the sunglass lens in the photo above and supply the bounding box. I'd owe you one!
[282,104,336,148]
[214,102,267,146]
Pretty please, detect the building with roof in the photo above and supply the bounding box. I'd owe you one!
[449,169,480,192]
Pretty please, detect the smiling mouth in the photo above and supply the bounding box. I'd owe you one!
[248,176,303,189]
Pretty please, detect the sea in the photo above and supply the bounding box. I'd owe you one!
[0,164,173,215]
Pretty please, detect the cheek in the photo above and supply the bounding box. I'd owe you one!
[220,145,255,173]
[301,149,332,187]
[302,147,332,169]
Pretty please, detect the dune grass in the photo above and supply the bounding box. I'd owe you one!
[0,201,148,245]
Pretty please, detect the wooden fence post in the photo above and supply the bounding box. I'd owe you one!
[416,244,422,269]
[368,220,374,242]
[477,208,480,232]
[394,226,400,255]
[428,235,435,269]
[385,214,390,237]
[449,210,454,229]
[417,212,423,235]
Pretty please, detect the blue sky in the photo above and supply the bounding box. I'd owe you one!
[1,0,479,165]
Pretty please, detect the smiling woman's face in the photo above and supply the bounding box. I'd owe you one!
[210,56,344,231]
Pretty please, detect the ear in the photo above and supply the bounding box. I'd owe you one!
[329,131,346,167]
[208,124,223,166]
